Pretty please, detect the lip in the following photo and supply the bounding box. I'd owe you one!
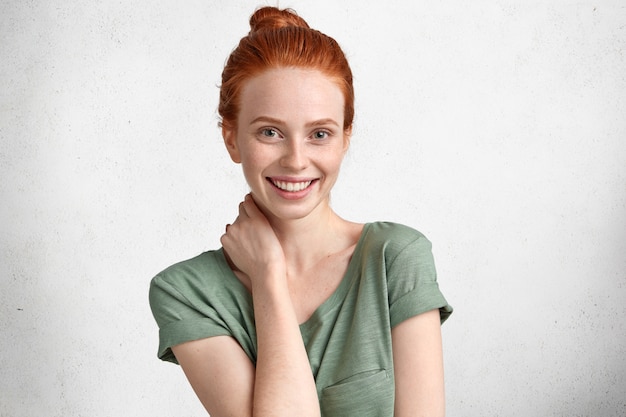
[266,176,318,200]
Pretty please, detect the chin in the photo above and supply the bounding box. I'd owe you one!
[268,205,317,221]
[265,198,328,221]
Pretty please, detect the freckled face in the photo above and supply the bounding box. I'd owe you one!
[223,68,350,222]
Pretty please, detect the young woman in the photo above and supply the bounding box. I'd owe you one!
[149,6,452,417]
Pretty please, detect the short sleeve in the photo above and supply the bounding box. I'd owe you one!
[149,274,231,364]
[386,235,453,328]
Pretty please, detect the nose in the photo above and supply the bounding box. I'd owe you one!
[280,138,308,171]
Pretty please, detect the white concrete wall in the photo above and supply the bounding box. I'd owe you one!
[1,1,625,415]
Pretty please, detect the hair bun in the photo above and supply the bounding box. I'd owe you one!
[249,7,310,33]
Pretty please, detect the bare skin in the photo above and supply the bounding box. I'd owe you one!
[170,68,446,416]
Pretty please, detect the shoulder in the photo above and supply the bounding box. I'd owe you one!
[148,248,246,331]
[364,221,427,241]
[148,249,253,363]
[362,223,451,325]
[361,222,432,260]
[149,249,228,300]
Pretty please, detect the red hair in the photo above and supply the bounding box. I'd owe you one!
[219,7,354,131]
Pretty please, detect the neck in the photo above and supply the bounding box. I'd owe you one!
[266,204,346,272]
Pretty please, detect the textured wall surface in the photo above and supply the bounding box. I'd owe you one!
[1,1,625,416]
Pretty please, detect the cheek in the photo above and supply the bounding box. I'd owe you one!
[240,161,260,182]
[326,150,346,171]
[239,150,268,181]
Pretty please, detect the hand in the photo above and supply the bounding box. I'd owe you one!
[220,194,286,281]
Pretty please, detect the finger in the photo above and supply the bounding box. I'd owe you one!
[243,194,263,217]
[238,201,249,218]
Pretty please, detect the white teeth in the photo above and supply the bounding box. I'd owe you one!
[272,180,312,192]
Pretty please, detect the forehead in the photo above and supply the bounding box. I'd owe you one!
[238,68,345,125]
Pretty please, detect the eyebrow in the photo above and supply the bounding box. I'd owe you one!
[250,116,340,128]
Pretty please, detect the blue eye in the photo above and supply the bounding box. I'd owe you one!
[261,128,278,137]
[313,131,329,140]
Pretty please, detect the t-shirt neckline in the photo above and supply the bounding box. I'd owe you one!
[215,223,373,330]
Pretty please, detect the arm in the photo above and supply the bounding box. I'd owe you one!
[172,336,255,416]
[392,308,446,417]
[172,195,320,417]
[248,265,320,416]
[172,286,318,417]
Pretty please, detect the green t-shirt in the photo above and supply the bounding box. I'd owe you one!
[149,221,452,416]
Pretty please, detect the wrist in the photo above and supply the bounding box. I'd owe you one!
[250,264,287,292]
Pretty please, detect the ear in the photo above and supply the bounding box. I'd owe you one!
[222,125,241,163]
[342,125,353,153]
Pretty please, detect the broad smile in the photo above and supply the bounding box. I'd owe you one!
[267,177,317,193]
